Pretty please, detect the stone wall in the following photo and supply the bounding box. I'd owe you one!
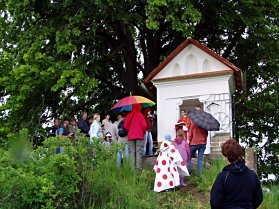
[210,133,230,157]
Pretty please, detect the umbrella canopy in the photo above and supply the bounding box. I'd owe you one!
[111,96,155,113]
[187,109,220,131]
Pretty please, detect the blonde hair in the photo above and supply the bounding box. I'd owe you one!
[93,114,100,120]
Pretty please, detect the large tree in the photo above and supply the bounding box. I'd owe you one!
[0,0,278,179]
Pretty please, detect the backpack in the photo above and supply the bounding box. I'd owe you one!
[118,120,128,137]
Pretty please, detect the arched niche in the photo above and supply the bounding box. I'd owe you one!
[202,59,211,72]
[172,63,181,76]
[185,54,198,74]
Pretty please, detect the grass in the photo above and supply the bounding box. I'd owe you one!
[84,155,277,209]
[260,184,279,209]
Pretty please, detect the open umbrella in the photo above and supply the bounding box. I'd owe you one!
[111,96,155,112]
[187,109,220,131]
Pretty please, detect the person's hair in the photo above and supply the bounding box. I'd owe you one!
[221,138,243,163]
[195,104,202,109]
[93,114,100,120]
[69,118,76,122]
[63,118,69,122]
[121,111,128,117]
[87,115,93,120]
[181,110,186,113]
[177,130,184,137]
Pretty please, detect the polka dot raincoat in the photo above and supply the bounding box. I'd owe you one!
[153,140,190,192]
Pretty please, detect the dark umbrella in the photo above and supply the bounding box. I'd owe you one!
[187,109,220,131]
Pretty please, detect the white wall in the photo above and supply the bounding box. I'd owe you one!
[154,74,234,154]
[154,44,231,79]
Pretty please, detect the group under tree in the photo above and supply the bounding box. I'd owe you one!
[0,0,278,180]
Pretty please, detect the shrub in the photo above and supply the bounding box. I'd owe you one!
[0,130,122,208]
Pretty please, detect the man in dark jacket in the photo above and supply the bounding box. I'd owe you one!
[210,139,263,209]
[78,112,90,135]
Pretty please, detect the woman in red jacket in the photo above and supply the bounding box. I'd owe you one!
[124,103,147,172]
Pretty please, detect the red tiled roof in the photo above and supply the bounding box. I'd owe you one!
[144,38,242,90]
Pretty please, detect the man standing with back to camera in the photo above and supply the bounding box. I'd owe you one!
[187,105,208,175]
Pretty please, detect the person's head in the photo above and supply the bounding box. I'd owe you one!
[121,111,128,117]
[177,130,184,137]
[69,118,77,126]
[94,114,100,121]
[105,132,112,141]
[164,134,173,142]
[63,118,69,127]
[221,138,243,164]
[54,118,59,127]
[195,104,202,110]
[132,103,142,112]
[105,114,110,120]
[117,114,122,121]
[144,108,152,117]
[181,110,186,117]
[81,112,87,120]
[87,116,94,124]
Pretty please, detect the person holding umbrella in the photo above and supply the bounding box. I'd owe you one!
[186,104,220,175]
[187,105,209,175]
[111,95,155,171]
[124,103,147,172]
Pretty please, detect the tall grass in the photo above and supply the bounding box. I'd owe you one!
[195,157,227,192]
[260,184,279,209]
[84,157,157,209]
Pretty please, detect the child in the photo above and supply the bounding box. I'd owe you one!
[103,132,112,146]
[153,134,189,192]
[174,130,190,187]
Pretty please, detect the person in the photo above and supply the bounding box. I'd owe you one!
[173,130,190,187]
[57,118,74,154]
[113,114,123,127]
[187,105,208,175]
[51,118,60,137]
[103,132,112,146]
[143,108,154,156]
[124,103,147,172]
[102,114,112,133]
[78,112,90,135]
[103,116,118,142]
[153,134,189,192]
[210,138,263,209]
[89,114,103,140]
[68,117,78,138]
[116,112,129,168]
[176,110,191,139]
[58,118,74,139]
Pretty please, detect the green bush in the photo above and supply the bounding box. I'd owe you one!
[0,130,157,208]
[0,130,121,208]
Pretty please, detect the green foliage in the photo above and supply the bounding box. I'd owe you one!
[0,130,120,208]
[0,0,278,180]
[146,0,201,36]
[260,184,279,209]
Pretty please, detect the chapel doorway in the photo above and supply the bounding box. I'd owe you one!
[179,99,203,114]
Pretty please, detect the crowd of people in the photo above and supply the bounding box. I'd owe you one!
[50,106,155,169]
[50,104,263,208]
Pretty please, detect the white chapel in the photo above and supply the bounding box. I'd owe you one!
[145,38,242,154]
